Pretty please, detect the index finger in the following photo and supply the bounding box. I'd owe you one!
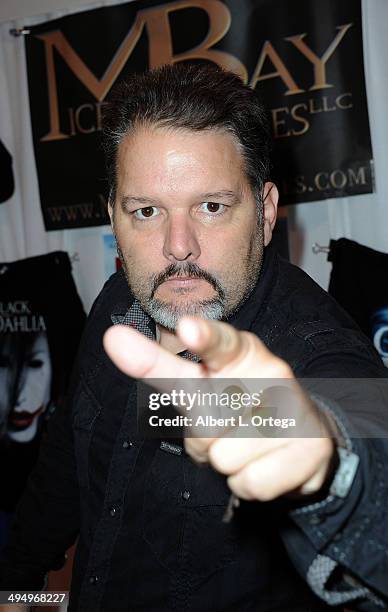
[103,324,199,380]
[177,317,269,373]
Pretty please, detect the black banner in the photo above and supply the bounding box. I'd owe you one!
[25,0,373,230]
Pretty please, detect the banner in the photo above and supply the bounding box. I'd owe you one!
[25,0,373,230]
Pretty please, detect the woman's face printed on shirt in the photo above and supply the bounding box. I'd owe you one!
[0,332,52,443]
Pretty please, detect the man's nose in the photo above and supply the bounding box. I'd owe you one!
[162,212,201,262]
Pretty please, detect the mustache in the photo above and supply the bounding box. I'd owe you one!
[150,263,225,300]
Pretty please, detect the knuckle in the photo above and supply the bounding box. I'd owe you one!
[218,321,239,351]
[313,436,334,460]
[184,437,209,462]
[208,441,233,474]
[243,464,260,496]
[256,488,276,502]
[248,336,292,376]
[296,437,334,473]
[270,357,293,377]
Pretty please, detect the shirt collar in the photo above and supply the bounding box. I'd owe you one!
[111,295,200,362]
[111,300,155,340]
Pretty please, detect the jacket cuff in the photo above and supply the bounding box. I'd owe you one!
[290,393,362,549]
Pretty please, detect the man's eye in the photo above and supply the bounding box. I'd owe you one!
[133,206,159,220]
[199,202,225,215]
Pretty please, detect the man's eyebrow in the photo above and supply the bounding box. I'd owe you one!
[120,195,158,209]
[198,190,240,203]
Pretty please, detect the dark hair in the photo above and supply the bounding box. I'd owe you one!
[102,62,272,205]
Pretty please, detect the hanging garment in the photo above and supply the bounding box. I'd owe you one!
[0,251,86,511]
[0,140,14,204]
[328,237,388,367]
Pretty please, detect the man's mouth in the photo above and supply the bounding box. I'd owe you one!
[150,263,225,301]
[164,276,204,284]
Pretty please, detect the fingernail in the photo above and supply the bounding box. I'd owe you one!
[178,317,203,346]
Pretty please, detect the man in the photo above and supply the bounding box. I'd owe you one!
[1,63,387,611]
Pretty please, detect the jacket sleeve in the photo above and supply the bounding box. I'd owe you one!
[279,327,388,609]
[0,363,81,590]
[282,410,388,610]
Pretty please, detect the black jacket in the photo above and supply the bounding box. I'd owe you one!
[1,244,388,611]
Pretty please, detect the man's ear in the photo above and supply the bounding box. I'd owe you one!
[262,182,279,246]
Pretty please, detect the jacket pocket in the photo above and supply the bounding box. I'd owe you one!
[179,456,238,581]
[141,448,237,578]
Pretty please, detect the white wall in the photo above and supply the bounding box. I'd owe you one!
[0,0,104,22]
[1,0,387,312]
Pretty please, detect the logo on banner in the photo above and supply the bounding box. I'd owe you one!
[25,0,373,229]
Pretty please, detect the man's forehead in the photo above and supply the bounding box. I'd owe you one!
[117,125,245,165]
[116,126,250,198]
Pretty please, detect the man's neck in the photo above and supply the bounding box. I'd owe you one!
[156,323,187,354]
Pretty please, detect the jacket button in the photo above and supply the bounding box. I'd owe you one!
[122,440,133,449]
[109,506,117,516]
[181,490,191,501]
[309,514,323,526]
[89,575,98,584]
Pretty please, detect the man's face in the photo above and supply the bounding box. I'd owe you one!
[110,126,276,330]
